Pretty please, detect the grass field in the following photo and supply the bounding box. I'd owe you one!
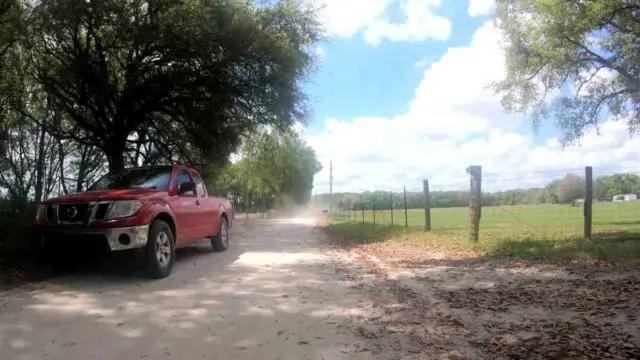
[328,202,640,262]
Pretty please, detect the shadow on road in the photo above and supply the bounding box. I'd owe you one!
[0,218,375,360]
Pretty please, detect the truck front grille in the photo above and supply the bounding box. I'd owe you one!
[58,203,91,224]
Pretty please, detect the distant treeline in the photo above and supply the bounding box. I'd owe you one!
[312,173,640,210]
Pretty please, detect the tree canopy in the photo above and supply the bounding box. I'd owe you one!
[207,127,321,212]
[0,0,324,212]
[25,0,322,171]
[0,0,23,156]
[494,0,640,143]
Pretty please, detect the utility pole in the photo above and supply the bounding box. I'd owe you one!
[329,160,333,213]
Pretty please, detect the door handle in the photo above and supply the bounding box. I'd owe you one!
[195,200,200,206]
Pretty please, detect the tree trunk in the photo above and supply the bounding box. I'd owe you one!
[0,125,7,158]
[105,138,126,172]
[58,140,69,194]
[134,131,145,167]
[76,146,87,192]
[34,126,46,203]
[107,152,125,172]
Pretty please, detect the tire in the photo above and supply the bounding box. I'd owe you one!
[144,220,175,279]
[211,217,229,252]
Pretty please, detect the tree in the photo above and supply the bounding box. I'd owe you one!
[494,0,640,143]
[27,0,322,171]
[594,173,640,200]
[0,0,24,157]
[555,174,586,204]
[207,126,321,212]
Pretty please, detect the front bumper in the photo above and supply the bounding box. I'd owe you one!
[42,225,149,251]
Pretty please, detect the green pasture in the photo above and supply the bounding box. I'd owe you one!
[329,202,640,261]
[333,202,640,235]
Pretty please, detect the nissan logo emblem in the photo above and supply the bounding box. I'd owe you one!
[66,206,78,219]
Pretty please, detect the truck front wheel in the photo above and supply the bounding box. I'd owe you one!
[144,220,175,279]
[211,217,229,252]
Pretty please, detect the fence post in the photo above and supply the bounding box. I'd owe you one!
[584,166,593,241]
[373,199,376,224]
[362,204,365,223]
[390,192,394,225]
[423,180,431,231]
[466,165,482,243]
[403,186,408,228]
[353,205,356,223]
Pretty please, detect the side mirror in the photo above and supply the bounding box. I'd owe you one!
[178,181,196,195]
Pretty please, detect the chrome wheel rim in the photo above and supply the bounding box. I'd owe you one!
[156,231,171,266]
[221,222,228,247]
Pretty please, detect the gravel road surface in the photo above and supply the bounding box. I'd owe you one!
[0,217,385,360]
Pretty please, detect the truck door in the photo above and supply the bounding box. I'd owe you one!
[190,171,219,238]
[172,169,199,243]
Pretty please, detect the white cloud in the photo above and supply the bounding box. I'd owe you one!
[411,22,504,110]
[468,0,496,17]
[305,21,640,194]
[318,0,451,44]
[318,0,389,38]
[363,0,452,45]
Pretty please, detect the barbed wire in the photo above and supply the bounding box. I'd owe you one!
[326,165,640,241]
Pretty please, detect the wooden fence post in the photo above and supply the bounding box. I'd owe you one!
[584,166,593,241]
[390,192,394,225]
[373,199,376,224]
[466,165,482,242]
[423,180,431,231]
[403,186,408,228]
[361,204,365,223]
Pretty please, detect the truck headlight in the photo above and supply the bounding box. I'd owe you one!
[35,204,48,221]
[107,200,143,219]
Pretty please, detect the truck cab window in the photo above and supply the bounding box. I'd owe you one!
[175,170,195,196]
[191,173,206,197]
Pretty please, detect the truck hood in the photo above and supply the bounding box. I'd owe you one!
[43,188,159,204]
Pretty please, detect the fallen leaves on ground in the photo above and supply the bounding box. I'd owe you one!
[319,223,640,360]
[333,257,477,359]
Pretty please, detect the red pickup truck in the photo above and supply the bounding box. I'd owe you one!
[34,164,234,278]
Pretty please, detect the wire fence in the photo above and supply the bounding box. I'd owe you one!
[327,165,640,242]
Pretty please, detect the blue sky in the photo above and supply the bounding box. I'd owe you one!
[307,1,486,128]
[300,0,638,194]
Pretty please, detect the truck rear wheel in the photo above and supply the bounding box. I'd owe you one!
[211,217,229,252]
[144,220,175,279]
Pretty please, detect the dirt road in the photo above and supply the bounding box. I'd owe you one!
[0,217,389,360]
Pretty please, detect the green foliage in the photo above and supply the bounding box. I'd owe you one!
[0,0,26,155]
[595,173,640,199]
[205,127,321,211]
[494,0,640,143]
[26,0,323,170]
[555,173,586,203]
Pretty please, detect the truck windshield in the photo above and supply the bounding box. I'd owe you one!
[88,167,173,191]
